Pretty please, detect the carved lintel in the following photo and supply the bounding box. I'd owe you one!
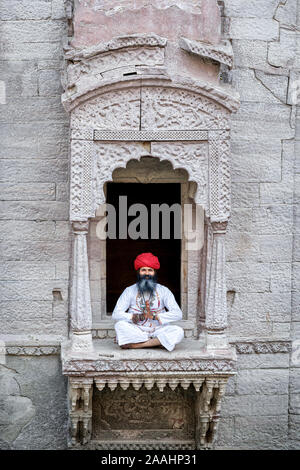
[180,37,234,69]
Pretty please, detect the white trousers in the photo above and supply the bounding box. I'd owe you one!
[114,320,184,352]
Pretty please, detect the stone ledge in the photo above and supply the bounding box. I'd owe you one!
[61,338,237,377]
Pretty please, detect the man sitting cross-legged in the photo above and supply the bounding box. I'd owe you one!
[112,252,184,351]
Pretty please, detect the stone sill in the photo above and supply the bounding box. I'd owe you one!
[61,338,237,378]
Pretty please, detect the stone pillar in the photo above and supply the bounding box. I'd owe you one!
[204,221,228,349]
[70,221,93,352]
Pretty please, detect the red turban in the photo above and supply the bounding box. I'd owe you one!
[134,252,160,271]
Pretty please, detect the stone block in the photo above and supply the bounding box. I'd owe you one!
[270,263,292,292]
[226,261,270,293]
[0,97,67,123]
[4,355,68,449]
[0,221,56,240]
[221,394,288,417]
[251,206,293,235]
[0,61,38,98]
[0,0,52,20]
[0,20,67,44]
[1,41,66,61]
[231,102,294,140]
[236,369,289,395]
[229,18,279,41]
[38,70,63,96]
[254,71,289,103]
[256,235,293,263]
[290,369,300,394]
[275,0,297,26]
[289,414,300,440]
[51,0,67,20]
[56,183,69,202]
[0,183,55,201]
[231,40,287,74]
[268,29,296,68]
[228,291,291,322]
[226,232,260,261]
[230,137,282,183]
[0,122,68,160]
[0,240,70,261]
[0,280,69,301]
[231,68,285,103]
[0,201,68,221]
[54,221,70,240]
[0,262,55,281]
[52,301,68,319]
[224,0,279,18]
[289,394,300,414]
[231,182,259,208]
[55,262,70,280]
[213,417,235,448]
[233,415,288,449]
[235,353,290,370]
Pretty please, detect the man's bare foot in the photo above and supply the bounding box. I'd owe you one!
[120,338,162,349]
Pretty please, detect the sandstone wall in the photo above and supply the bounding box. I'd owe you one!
[0,0,299,449]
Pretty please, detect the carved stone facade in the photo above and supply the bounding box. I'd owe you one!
[58,0,242,449]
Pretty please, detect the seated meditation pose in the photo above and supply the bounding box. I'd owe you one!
[112,252,184,351]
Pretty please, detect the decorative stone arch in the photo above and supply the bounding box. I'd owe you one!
[62,29,240,449]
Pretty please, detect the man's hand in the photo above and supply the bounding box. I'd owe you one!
[132,314,140,324]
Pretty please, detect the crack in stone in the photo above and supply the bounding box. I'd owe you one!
[254,69,287,104]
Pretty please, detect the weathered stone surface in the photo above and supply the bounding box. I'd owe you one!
[275,0,297,26]
[229,18,279,41]
[226,261,270,293]
[0,41,64,61]
[236,353,290,370]
[289,394,300,414]
[268,29,296,68]
[231,69,286,103]
[231,40,287,74]
[236,369,289,395]
[228,291,291,323]
[0,0,52,20]
[0,61,38,98]
[38,70,63,96]
[1,20,67,44]
[230,137,282,183]
[231,182,259,208]
[71,0,221,46]
[0,262,56,281]
[224,0,279,18]
[0,241,70,261]
[231,103,294,140]
[2,356,68,449]
[0,97,67,123]
[0,280,68,301]
[221,394,288,417]
[0,183,55,201]
[0,201,68,221]
[232,416,289,449]
[0,122,69,159]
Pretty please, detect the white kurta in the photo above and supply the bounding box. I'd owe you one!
[112,283,184,351]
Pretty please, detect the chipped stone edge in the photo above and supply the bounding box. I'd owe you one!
[180,37,234,68]
[64,33,168,60]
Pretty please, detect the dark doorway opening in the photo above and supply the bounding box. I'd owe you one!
[106,183,181,313]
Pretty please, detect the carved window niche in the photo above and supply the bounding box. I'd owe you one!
[61,33,239,450]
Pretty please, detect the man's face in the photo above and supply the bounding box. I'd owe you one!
[139,267,155,277]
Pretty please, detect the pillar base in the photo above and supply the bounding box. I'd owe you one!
[199,330,229,350]
[71,331,94,352]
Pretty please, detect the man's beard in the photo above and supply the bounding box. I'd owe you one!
[136,273,157,295]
